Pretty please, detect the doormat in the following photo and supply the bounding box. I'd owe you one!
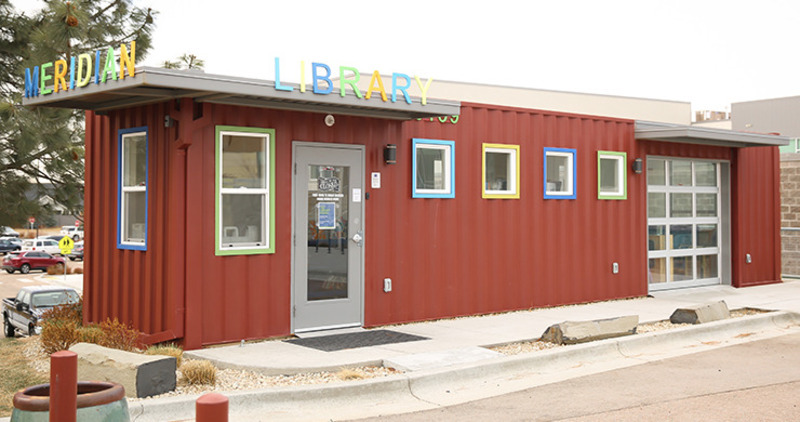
[285,330,429,352]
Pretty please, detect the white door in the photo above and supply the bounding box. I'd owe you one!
[647,158,723,291]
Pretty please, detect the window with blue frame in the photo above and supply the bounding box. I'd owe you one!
[543,147,576,199]
[412,138,455,198]
[118,127,148,250]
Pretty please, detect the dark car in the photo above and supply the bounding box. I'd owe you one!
[68,241,84,261]
[0,237,21,255]
[1,251,65,274]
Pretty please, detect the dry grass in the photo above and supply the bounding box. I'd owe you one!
[0,338,48,417]
[72,267,83,274]
[181,360,217,386]
[336,368,365,381]
[145,344,184,367]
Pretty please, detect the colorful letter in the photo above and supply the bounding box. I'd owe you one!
[94,49,101,84]
[53,59,68,92]
[300,60,306,93]
[312,62,333,94]
[274,57,293,92]
[119,41,136,79]
[69,56,76,89]
[77,54,92,87]
[391,73,411,104]
[40,62,53,95]
[24,66,39,98]
[339,66,362,99]
[414,76,433,105]
[100,47,117,82]
[365,70,387,102]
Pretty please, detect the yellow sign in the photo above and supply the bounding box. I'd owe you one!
[59,236,74,255]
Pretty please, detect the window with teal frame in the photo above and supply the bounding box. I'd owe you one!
[412,138,455,198]
[597,150,627,200]
[215,126,276,255]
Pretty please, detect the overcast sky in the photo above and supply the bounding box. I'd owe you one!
[16,0,800,113]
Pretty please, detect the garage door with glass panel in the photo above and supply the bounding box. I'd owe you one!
[647,158,721,290]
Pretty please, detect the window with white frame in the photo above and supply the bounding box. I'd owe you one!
[215,126,275,255]
[543,147,576,199]
[118,127,147,250]
[483,143,519,199]
[413,138,455,198]
[597,151,627,200]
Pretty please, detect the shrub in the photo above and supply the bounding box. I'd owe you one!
[181,360,216,385]
[72,267,83,274]
[41,299,83,326]
[97,318,140,352]
[76,325,104,344]
[40,320,79,354]
[46,264,64,275]
[145,344,184,367]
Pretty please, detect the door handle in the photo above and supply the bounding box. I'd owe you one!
[352,231,363,247]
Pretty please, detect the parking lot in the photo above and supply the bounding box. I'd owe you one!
[0,254,83,300]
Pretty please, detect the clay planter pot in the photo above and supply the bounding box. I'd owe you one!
[11,381,128,421]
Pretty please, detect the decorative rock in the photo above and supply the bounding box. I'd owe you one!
[69,342,176,398]
[670,300,730,324]
[541,315,639,345]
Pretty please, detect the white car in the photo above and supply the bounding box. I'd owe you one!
[60,226,83,241]
[21,239,61,255]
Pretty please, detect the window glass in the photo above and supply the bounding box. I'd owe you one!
[599,158,619,192]
[598,151,626,199]
[221,194,264,246]
[544,148,576,199]
[221,135,265,189]
[697,255,718,279]
[647,158,666,186]
[486,152,509,190]
[696,224,718,248]
[696,193,718,217]
[648,192,666,218]
[670,193,693,217]
[671,225,693,249]
[670,160,692,186]
[671,256,693,282]
[648,225,667,250]
[649,258,666,283]
[695,162,717,186]
[122,134,146,187]
[412,139,455,198]
[123,191,146,243]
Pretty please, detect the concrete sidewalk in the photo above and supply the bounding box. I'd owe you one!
[185,280,800,375]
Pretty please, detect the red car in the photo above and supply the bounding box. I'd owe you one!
[2,251,65,274]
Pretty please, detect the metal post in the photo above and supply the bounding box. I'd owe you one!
[196,393,228,422]
[50,350,77,422]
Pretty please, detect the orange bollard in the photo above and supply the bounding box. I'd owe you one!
[196,393,229,422]
[50,350,77,422]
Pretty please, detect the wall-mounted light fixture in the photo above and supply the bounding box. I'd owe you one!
[384,144,397,164]
[632,158,643,174]
[324,114,335,127]
[164,115,175,128]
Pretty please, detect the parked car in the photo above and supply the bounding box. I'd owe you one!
[0,226,20,238]
[60,226,83,241]
[68,241,84,261]
[0,237,22,254]
[21,238,61,255]
[2,251,65,274]
[3,286,80,336]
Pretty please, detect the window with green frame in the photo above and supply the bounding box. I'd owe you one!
[215,126,276,255]
[597,150,627,200]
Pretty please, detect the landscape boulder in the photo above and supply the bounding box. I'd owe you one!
[69,342,176,398]
[541,315,639,345]
[669,300,730,325]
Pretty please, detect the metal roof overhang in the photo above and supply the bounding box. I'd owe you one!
[21,67,461,120]
[635,121,789,148]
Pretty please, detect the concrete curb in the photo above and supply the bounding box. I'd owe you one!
[128,311,800,421]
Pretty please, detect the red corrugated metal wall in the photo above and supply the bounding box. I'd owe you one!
[84,100,781,348]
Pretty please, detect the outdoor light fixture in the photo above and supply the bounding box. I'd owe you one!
[164,115,175,128]
[632,158,643,174]
[324,114,335,127]
[384,144,397,164]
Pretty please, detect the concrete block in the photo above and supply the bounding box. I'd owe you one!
[669,300,730,324]
[70,342,176,398]
[541,315,639,345]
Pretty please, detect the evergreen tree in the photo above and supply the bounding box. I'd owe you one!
[0,0,155,226]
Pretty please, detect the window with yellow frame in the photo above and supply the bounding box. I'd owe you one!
[482,143,520,199]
